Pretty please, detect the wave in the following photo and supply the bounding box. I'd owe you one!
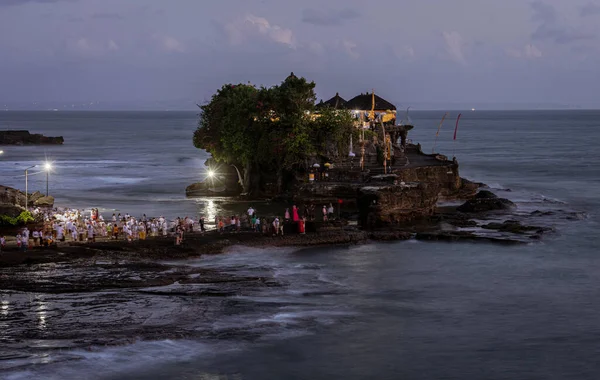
[92,176,149,185]
[2,340,226,380]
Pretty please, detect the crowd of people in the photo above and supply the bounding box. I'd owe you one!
[1,202,340,252]
[212,202,337,237]
[2,207,204,252]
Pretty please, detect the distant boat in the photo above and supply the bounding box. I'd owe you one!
[471,108,476,111]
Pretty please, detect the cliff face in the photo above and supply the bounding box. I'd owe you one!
[0,130,64,145]
[357,183,441,228]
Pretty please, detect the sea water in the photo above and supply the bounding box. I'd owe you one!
[1,110,599,379]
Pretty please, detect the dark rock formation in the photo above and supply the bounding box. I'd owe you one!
[358,182,440,228]
[457,190,516,213]
[0,130,64,145]
[481,220,554,235]
[415,231,526,245]
[1,185,53,209]
[0,204,23,218]
[34,195,55,208]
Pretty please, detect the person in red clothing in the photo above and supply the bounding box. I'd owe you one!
[298,217,306,234]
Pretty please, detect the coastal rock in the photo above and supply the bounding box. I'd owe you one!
[481,220,554,234]
[0,204,24,218]
[358,182,440,228]
[0,130,64,145]
[393,162,462,198]
[29,191,44,205]
[368,230,413,241]
[1,185,26,207]
[415,231,525,245]
[456,190,516,213]
[34,195,54,208]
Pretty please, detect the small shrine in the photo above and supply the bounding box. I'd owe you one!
[313,90,414,180]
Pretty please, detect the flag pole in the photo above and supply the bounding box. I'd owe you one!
[453,113,462,159]
[432,112,448,154]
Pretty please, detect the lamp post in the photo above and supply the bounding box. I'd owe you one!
[24,165,36,209]
[44,162,52,196]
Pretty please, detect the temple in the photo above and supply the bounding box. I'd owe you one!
[299,91,473,228]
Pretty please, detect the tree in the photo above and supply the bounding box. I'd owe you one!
[194,83,259,193]
[194,74,356,196]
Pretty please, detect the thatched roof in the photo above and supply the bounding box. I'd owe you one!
[345,93,396,111]
[316,93,348,109]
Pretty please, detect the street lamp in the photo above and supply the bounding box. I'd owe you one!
[24,165,36,209]
[44,162,52,196]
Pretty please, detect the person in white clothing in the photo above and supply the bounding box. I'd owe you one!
[32,230,40,246]
[87,225,95,242]
[56,224,64,241]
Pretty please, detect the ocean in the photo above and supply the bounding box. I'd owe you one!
[1,110,599,379]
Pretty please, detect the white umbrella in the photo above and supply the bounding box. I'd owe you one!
[313,163,321,168]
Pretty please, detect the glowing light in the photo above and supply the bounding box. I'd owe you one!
[207,170,215,178]
[0,150,4,155]
[44,162,52,171]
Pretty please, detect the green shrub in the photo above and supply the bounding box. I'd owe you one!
[0,211,34,226]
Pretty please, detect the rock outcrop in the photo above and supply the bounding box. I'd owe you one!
[1,185,54,208]
[457,190,516,213]
[357,182,441,228]
[0,130,64,145]
[0,204,24,218]
[34,195,55,208]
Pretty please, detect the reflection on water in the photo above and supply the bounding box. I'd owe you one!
[36,299,47,331]
[192,198,292,227]
[1,300,9,317]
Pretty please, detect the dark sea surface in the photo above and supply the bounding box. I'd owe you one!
[1,110,599,379]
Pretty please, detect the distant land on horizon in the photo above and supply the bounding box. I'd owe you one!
[1,100,598,112]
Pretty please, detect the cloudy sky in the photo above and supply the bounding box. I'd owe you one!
[1,0,599,109]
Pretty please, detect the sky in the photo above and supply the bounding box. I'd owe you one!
[0,0,599,109]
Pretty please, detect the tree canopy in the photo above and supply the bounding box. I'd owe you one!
[194,73,355,195]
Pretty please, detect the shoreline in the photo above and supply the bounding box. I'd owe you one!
[0,220,539,269]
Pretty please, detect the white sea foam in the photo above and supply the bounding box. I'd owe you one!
[3,340,228,380]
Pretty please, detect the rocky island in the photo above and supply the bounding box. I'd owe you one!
[0,130,64,145]
[185,72,566,245]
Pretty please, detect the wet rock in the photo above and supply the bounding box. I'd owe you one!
[481,220,553,234]
[456,191,515,213]
[474,190,498,199]
[415,231,526,245]
[368,231,413,241]
[530,209,586,221]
